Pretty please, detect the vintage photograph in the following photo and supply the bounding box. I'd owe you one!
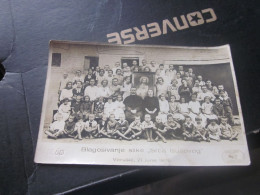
[35,41,250,166]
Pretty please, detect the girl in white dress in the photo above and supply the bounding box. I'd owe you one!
[113,95,126,120]
[158,93,170,123]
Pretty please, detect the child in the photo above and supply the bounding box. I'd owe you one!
[201,96,218,123]
[84,114,98,138]
[153,116,167,143]
[64,114,76,138]
[164,114,181,139]
[74,114,85,140]
[219,90,234,125]
[212,98,225,120]
[219,117,238,141]
[158,93,170,123]
[80,95,92,121]
[182,116,201,141]
[71,95,82,117]
[104,97,116,117]
[167,79,180,100]
[56,98,71,121]
[93,97,105,119]
[168,95,185,121]
[124,116,143,139]
[113,95,126,120]
[194,116,210,142]
[188,94,205,124]
[207,120,221,141]
[114,114,130,140]
[45,113,65,139]
[179,97,190,117]
[107,114,118,137]
[96,114,110,138]
[142,114,155,142]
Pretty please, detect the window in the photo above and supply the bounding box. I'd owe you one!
[51,53,61,67]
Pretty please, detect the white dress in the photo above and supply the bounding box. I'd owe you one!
[158,99,169,123]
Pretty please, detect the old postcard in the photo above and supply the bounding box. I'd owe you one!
[34,41,250,166]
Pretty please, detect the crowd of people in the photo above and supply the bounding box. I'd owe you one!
[45,59,239,143]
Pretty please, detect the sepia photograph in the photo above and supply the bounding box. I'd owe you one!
[34,41,250,166]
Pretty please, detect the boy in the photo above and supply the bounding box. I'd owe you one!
[182,116,201,141]
[219,117,238,141]
[142,114,155,142]
[64,114,76,138]
[194,116,210,142]
[84,114,98,138]
[212,98,225,120]
[96,114,110,138]
[153,116,167,143]
[114,114,130,140]
[165,114,182,140]
[207,120,221,141]
[219,90,234,125]
[74,113,85,140]
[45,113,65,139]
[124,116,143,139]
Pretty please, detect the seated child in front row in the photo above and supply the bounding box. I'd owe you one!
[164,114,181,140]
[64,115,76,138]
[84,114,98,139]
[219,117,238,141]
[153,116,167,143]
[124,116,143,140]
[74,114,85,140]
[114,114,130,140]
[194,116,210,142]
[142,114,155,142]
[107,114,117,136]
[207,119,221,141]
[96,114,111,138]
[45,113,65,139]
[182,116,201,141]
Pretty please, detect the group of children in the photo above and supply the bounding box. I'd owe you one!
[45,60,239,142]
[46,111,238,143]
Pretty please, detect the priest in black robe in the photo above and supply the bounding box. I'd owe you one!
[123,87,143,123]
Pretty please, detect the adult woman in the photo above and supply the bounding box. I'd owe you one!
[143,89,160,120]
[136,76,149,99]
[178,79,192,102]
[59,81,73,102]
